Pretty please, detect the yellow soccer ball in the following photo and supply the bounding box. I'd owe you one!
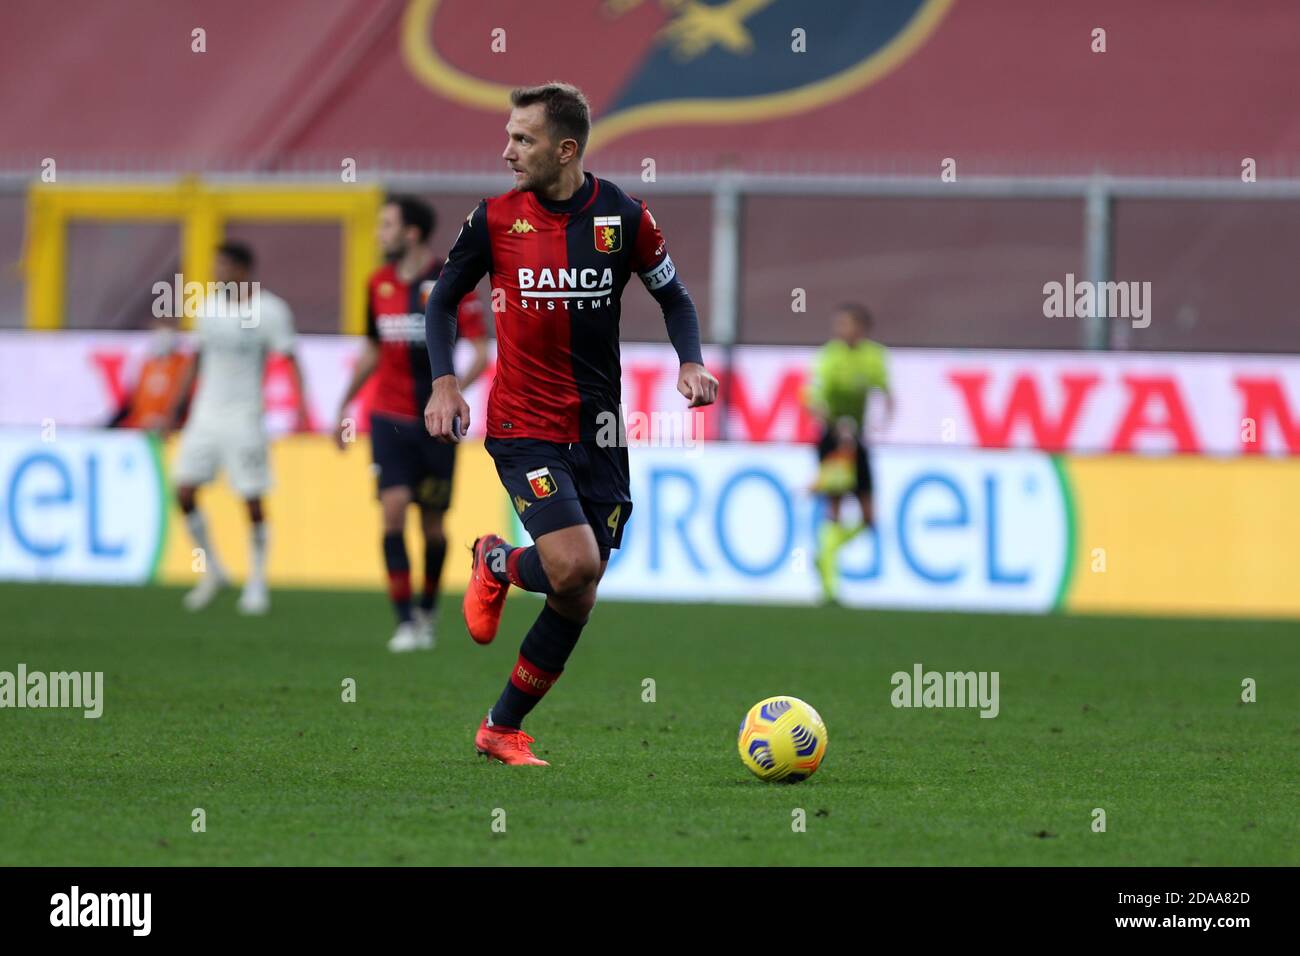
[738,696,828,783]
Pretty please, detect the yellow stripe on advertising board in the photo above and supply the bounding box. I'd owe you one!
[157,435,501,590]
[1064,455,1300,619]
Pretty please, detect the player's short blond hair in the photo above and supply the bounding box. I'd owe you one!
[510,82,591,156]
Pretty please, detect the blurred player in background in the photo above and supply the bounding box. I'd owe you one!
[424,82,717,765]
[169,241,310,615]
[804,303,893,605]
[334,196,488,653]
[107,312,193,430]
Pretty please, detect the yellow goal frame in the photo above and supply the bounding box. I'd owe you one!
[24,179,382,333]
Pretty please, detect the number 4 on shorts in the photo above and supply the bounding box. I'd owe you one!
[606,504,622,535]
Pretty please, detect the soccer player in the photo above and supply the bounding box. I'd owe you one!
[804,303,893,604]
[424,82,718,766]
[334,196,488,653]
[169,241,310,614]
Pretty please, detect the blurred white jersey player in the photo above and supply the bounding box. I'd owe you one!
[168,241,309,614]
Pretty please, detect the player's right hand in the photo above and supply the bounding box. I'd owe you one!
[425,375,470,443]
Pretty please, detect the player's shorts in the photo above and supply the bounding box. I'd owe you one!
[816,427,873,495]
[173,418,271,498]
[485,436,633,561]
[370,412,455,511]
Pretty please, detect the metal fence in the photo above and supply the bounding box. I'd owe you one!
[3,171,1298,352]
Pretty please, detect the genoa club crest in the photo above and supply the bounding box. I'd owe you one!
[526,467,557,499]
[403,0,952,152]
[594,216,621,254]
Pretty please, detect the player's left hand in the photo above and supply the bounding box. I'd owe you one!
[678,362,718,408]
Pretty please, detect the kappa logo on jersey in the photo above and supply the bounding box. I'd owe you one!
[405,0,952,152]
[594,215,621,253]
[513,494,532,515]
[508,218,537,234]
[526,467,557,499]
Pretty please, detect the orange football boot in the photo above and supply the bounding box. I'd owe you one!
[463,534,509,644]
[474,717,549,766]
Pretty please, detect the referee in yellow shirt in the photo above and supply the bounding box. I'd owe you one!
[803,303,894,604]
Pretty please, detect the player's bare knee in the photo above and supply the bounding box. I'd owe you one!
[422,513,445,541]
[546,551,601,596]
[858,495,874,526]
[547,564,596,597]
[379,494,408,532]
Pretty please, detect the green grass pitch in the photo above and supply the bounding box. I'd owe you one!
[0,583,1295,866]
